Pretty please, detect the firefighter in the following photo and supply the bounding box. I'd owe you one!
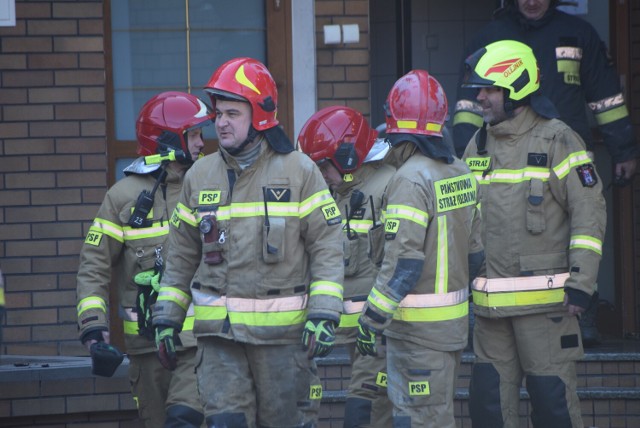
[460,40,606,428]
[356,70,483,427]
[151,57,344,427]
[298,106,396,427]
[76,91,214,427]
[453,0,638,178]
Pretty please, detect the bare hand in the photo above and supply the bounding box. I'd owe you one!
[84,330,111,353]
[563,294,586,316]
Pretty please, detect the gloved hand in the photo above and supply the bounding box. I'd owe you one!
[356,323,378,356]
[301,319,336,359]
[134,269,162,292]
[155,325,177,371]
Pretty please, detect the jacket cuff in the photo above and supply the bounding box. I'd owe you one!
[565,287,591,310]
[359,306,391,333]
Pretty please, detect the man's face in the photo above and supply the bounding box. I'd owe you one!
[476,87,509,125]
[317,160,344,190]
[186,128,205,162]
[215,99,252,151]
[516,0,551,20]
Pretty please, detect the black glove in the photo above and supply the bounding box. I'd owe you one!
[301,319,336,359]
[356,322,378,357]
[90,342,124,377]
[155,325,177,371]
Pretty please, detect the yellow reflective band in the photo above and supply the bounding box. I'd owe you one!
[157,287,192,311]
[182,315,195,331]
[426,123,442,133]
[0,288,4,306]
[368,288,399,316]
[175,203,198,227]
[480,167,550,184]
[77,296,107,316]
[376,371,388,387]
[435,216,448,294]
[123,320,138,335]
[435,174,477,213]
[386,204,428,227]
[472,288,565,308]
[199,190,222,205]
[397,120,417,129]
[194,305,228,321]
[394,300,468,322]
[342,219,374,234]
[588,93,625,113]
[570,235,602,255]
[90,218,124,243]
[409,381,430,396]
[338,312,360,328]
[229,309,306,326]
[123,221,168,240]
[556,60,580,85]
[473,274,568,293]
[466,157,491,171]
[453,110,484,127]
[594,104,629,126]
[553,150,591,179]
[310,384,323,400]
[300,189,334,218]
[310,280,344,299]
[235,64,261,95]
[84,230,103,246]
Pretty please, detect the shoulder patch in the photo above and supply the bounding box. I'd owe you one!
[321,201,342,225]
[384,218,399,240]
[85,231,103,246]
[527,153,548,167]
[576,164,598,187]
[199,190,222,205]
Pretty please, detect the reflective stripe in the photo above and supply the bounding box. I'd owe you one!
[90,218,124,243]
[395,120,443,134]
[122,307,137,321]
[310,280,343,299]
[453,110,484,127]
[157,287,192,311]
[182,315,195,331]
[594,104,629,126]
[472,288,565,307]
[229,310,306,326]
[343,219,373,234]
[553,151,591,179]
[474,167,550,185]
[399,288,468,308]
[555,46,582,60]
[299,189,334,218]
[175,202,198,227]
[339,312,360,328]
[588,93,629,126]
[435,216,448,294]
[367,287,400,316]
[570,235,602,255]
[343,299,365,314]
[227,295,308,312]
[386,204,429,227]
[123,320,138,335]
[472,273,569,293]
[123,222,168,240]
[394,300,468,322]
[77,296,107,316]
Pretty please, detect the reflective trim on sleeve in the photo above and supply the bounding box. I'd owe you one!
[89,218,124,243]
[77,296,107,316]
[338,312,360,328]
[386,204,429,227]
[594,104,629,126]
[589,93,629,125]
[182,315,195,331]
[123,320,138,335]
[175,203,198,227]
[570,235,603,255]
[553,150,592,180]
[310,280,344,299]
[367,287,400,316]
[299,189,334,218]
[157,287,192,311]
[123,221,169,240]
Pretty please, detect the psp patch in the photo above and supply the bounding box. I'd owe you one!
[169,209,181,229]
[85,231,103,246]
[309,384,323,400]
[384,218,399,240]
[576,164,598,187]
[321,201,342,225]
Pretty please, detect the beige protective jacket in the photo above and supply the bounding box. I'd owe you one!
[76,165,196,354]
[333,158,396,343]
[360,142,483,351]
[152,141,344,345]
[462,107,606,318]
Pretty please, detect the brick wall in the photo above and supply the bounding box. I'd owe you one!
[314,0,371,118]
[0,0,106,357]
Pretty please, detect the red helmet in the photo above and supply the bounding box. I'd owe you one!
[204,57,278,131]
[136,91,214,159]
[298,106,377,174]
[384,70,448,137]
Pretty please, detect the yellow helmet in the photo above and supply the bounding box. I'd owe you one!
[463,40,540,102]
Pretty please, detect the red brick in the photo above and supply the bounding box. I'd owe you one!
[2,37,53,53]
[6,274,57,292]
[30,121,80,137]
[55,103,105,120]
[0,258,31,275]
[5,292,32,309]
[315,1,345,15]
[0,19,26,36]
[16,2,52,19]
[0,156,28,172]
[6,240,57,257]
[31,188,82,205]
[56,137,105,153]
[0,380,39,399]
[4,138,55,155]
[2,326,30,342]
[53,2,103,18]
[28,53,79,69]
[6,343,58,356]
[59,273,78,290]
[3,70,54,87]
[81,153,107,169]
[79,87,105,102]
[41,378,94,397]
[32,323,77,341]
[333,82,369,98]
[4,205,56,222]
[31,154,81,171]
[0,223,30,239]
[81,120,106,136]
[54,36,103,52]
[28,19,78,35]
[0,54,27,69]
[29,87,79,103]
[5,172,56,189]
[79,19,104,35]
[0,88,28,104]
[58,204,104,221]
[32,222,82,239]
[334,49,369,65]
[4,104,54,121]
[55,70,104,85]
[345,0,369,15]
[346,65,370,81]
[57,171,105,187]
[7,308,58,326]
[58,238,83,255]
[318,66,346,81]
[82,187,108,204]
[32,256,80,273]
[79,52,104,68]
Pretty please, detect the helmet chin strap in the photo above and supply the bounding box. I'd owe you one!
[226,126,259,156]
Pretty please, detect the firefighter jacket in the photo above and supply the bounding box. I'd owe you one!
[76,164,196,355]
[359,142,483,351]
[453,6,638,162]
[152,141,344,345]
[333,158,396,343]
[462,107,606,319]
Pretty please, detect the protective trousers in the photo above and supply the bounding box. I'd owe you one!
[344,342,393,428]
[469,312,584,428]
[128,348,204,428]
[196,336,321,428]
[385,336,461,428]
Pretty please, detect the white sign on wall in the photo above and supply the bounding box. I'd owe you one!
[0,0,16,27]
[558,0,588,15]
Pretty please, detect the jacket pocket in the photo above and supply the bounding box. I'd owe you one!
[344,234,361,276]
[367,224,385,267]
[520,251,568,273]
[526,179,545,234]
[262,217,285,264]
